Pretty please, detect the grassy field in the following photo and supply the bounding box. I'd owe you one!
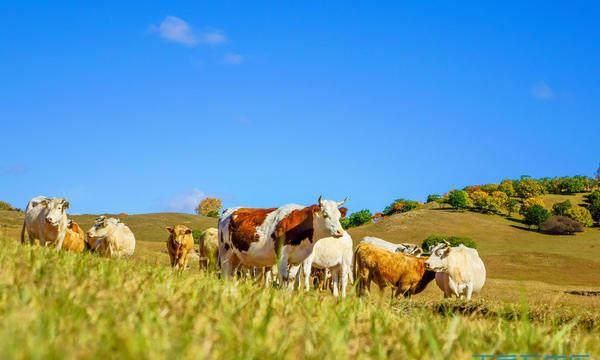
[1,193,599,358]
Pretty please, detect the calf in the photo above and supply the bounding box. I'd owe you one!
[425,242,486,300]
[62,220,85,253]
[166,224,194,270]
[354,243,435,298]
[21,196,70,249]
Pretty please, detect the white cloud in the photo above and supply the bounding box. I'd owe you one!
[531,81,554,100]
[166,188,205,213]
[200,31,228,45]
[151,16,197,46]
[224,53,243,65]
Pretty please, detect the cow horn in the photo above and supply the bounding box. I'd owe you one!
[443,240,451,246]
[337,197,348,207]
[318,195,323,207]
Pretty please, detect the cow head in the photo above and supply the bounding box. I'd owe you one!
[313,196,347,238]
[86,216,119,242]
[395,243,424,257]
[425,242,451,271]
[166,225,192,245]
[41,198,69,226]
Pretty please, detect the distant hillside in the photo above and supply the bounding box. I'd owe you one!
[0,211,217,243]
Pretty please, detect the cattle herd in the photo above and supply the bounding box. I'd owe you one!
[20,195,487,300]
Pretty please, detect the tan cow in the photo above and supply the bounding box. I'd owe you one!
[198,227,218,271]
[86,216,136,258]
[62,220,85,253]
[166,224,194,270]
[354,243,435,298]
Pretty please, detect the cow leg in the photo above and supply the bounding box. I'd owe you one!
[303,261,312,292]
[340,264,349,298]
[465,284,473,301]
[277,252,290,287]
[220,252,240,279]
[331,269,340,297]
[287,264,301,291]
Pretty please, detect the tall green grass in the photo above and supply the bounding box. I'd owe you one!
[0,239,597,359]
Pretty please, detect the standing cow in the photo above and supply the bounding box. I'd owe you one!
[166,224,194,270]
[425,242,486,300]
[21,196,70,249]
[354,243,435,298]
[86,216,136,257]
[293,231,354,297]
[198,227,219,271]
[218,196,347,285]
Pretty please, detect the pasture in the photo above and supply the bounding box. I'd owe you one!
[1,193,599,358]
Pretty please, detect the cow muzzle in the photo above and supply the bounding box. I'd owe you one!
[333,230,344,238]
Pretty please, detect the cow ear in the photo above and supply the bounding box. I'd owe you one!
[165,226,174,233]
[40,199,49,207]
[339,207,348,218]
[185,229,192,235]
[63,200,70,209]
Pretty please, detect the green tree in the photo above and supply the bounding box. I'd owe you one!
[515,177,545,198]
[446,190,470,210]
[342,209,373,229]
[426,194,442,203]
[382,199,419,216]
[470,191,490,213]
[195,197,222,218]
[0,201,13,211]
[506,198,521,217]
[523,205,550,230]
[552,200,572,216]
[498,179,516,197]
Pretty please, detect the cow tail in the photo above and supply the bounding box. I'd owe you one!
[20,219,26,244]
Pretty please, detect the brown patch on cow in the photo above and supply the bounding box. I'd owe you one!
[229,208,277,252]
[273,205,320,247]
[339,207,348,218]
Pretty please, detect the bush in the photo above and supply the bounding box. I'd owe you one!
[523,205,550,230]
[342,209,372,229]
[421,235,477,252]
[540,216,583,235]
[0,201,13,211]
[498,180,516,197]
[382,199,419,216]
[515,177,545,198]
[192,229,203,244]
[506,198,521,217]
[552,200,572,216]
[446,190,471,210]
[565,206,593,227]
[520,197,546,215]
[426,194,442,203]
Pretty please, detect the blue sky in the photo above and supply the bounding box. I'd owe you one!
[1,1,599,214]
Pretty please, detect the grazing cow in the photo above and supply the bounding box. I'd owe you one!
[354,243,435,298]
[294,231,354,297]
[86,216,136,257]
[21,196,70,249]
[218,196,347,285]
[198,227,219,271]
[425,242,486,300]
[166,225,194,270]
[360,236,422,255]
[62,220,85,253]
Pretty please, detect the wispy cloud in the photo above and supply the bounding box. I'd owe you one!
[151,16,198,46]
[531,81,554,100]
[166,188,205,213]
[224,53,243,65]
[150,16,228,47]
[201,31,228,45]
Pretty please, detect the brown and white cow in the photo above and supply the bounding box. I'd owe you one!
[354,242,435,298]
[218,196,347,285]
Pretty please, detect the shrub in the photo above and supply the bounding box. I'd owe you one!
[196,197,222,218]
[470,191,490,213]
[480,184,500,194]
[506,198,521,217]
[342,209,372,229]
[498,180,516,197]
[565,206,593,227]
[382,199,419,216]
[192,229,204,244]
[540,216,583,235]
[523,205,550,230]
[421,235,477,251]
[446,190,471,210]
[552,200,572,216]
[426,194,442,203]
[0,201,13,211]
[589,199,600,224]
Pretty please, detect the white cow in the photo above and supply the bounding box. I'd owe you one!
[291,231,354,297]
[86,216,136,257]
[21,196,70,249]
[425,242,486,300]
[360,236,423,256]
